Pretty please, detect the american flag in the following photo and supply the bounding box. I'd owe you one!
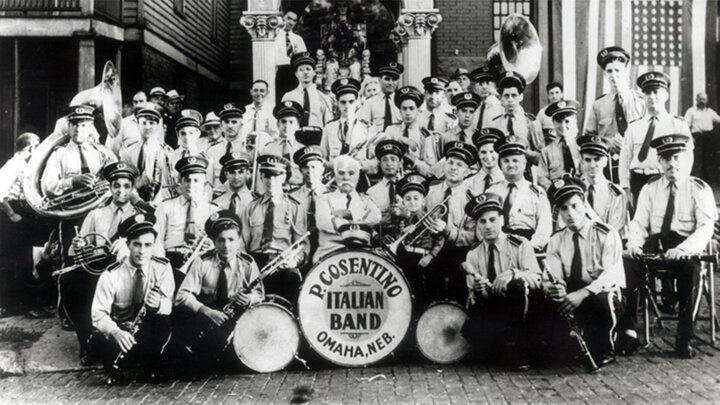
[539,0,716,126]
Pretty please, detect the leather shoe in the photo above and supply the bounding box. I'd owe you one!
[60,318,75,331]
[675,343,696,359]
[615,334,640,356]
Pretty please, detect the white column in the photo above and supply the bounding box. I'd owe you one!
[395,9,442,88]
[240,11,283,98]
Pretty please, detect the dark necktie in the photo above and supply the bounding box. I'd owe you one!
[442,187,452,222]
[282,139,292,161]
[133,269,145,312]
[226,140,233,154]
[587,184,595,209]
[340,121,349,154]
[388,180,396,205]
[137,142,146,173]
[403,125,409,139]
[487,243,496,282]
[184,199,196,245]
[428,113,435,131]
[216,262,229,303]
[261,200,274,247]
[308,191,317,229]
[346,193,352,209]
[383,95,392,131]
[483,174,493,192]
[253,109,259,132]
[615,94,628,135]
[569,232,583,292]
[506,114,514,136]
[458,130,467,143]
[79,146,90,174]
[229,192,240,214]
[285,32,293,58]
[502,183,516,225]
[661,183,675,237]
[638,116,656,162]
[560,140,574,174]
[302,88,310,126]
[477,103,486,131]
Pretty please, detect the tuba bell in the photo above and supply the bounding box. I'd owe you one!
[486,13,542,84]
[23,61,121,219]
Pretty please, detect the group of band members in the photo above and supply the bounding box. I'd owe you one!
[1,44,717,384]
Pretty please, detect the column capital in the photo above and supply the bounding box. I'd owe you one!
[395,9,442,39]
[240,11,284,40]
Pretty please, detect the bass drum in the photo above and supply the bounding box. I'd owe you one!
[232,294,299,373]
[298,249,412,367]
[416,301,470,364]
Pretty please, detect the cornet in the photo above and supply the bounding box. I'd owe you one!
[384,194,451,257]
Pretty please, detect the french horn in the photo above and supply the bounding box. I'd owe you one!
[486,13,542,84]
[23,61,121,219]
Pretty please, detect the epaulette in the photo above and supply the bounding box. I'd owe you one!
[524,112,537,121]
[692,177,710,189]
[326,117,340,125]
[420,127,432,138]
[200,250,215,260]
[151,256,170,265]
[593,221,610,234]
[628,117,641,124]
[106,261,122,272]
[552,226,567,236]
[445,112,457,120]
[492,114,504,121]
[507,234,524,247]
[529,184,543,195]
[428,178,444,187]
[238,252,255,265]
[162,196,176,202]
[647,174,663,184]
[674,115,685,121]
[608,182,623,196]
[595,93,607,101]
[251,191,263,200]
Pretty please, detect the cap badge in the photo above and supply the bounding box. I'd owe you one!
[117,162,126,170]
[302,52,310,57]
[558,101,567,108]
[188,156,197,164]
[430,78,438,83]
[548,129,556,135]
[181,110,190,117]
[349,224,360,231]
[284,101,293,108]
[224,103,234,110]
[304,147,313,153]
[455,143,465,149]
[400,87,409,94]
[591,136,601,143]
[646,73,655,81]
[340,78,348,85]
[232,151,242,158]
[464,93,472,100]
[75,106,92,114]
[554,179,565,188]
[267,156,279,164]
[210,212,220,221]
[662,136,673,144]
[505,71,513,77]
[481,128,489,135]
[507,135,517,143]
[389,62,397,68]
[134,214,145,223]
[477,194,487,202]
[600,49,608,58]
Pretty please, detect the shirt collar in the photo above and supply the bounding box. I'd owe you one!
[574,219,593,240]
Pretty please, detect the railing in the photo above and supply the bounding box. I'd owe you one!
[0,0,81,11]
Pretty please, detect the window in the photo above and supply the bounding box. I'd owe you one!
[492,1,532,42]
[174,0,185,17]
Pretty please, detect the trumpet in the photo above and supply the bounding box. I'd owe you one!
[177,231,211,275]
[259,232,311,277]
[384,195,451,257]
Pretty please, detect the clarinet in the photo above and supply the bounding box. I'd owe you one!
[543,266,600,372]
[111,285,161,372]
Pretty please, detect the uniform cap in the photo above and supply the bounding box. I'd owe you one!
[398,172,428,196]
[451,92,482,110]
[577,135,609,156]
[117,213,158,240]
[102,162,139,183]
[135,102,162,122]
[148,87,167,98]
[649,133,690,156]
[378,62,404,79]
[422,76,449,91]
[331,77,361,98]
[498,71,526,93]
[202,112,220,128]
[257,154,290,176]
[218,102,245,119]
[205,210,242,239]
[175,155,209,176]
[291,52,315,71]
[67,104,95,122]
[374,139,405,159]
[472,127,504,148]
[545,99,580,118]
[469,65,495,83]
[175,109,203,129]
[597,46,630,68]
[444,141,478,166]
[465,192,504,219]
[637,71,671,91]
[273,100,303,119]
[450,68,470,81]
[550,175,586,206]
[494,135,527,157]
[337,223,373,246]
[293,145,325,167]
[394,86,424,108]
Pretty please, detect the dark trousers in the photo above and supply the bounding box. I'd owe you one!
[629,172,656,208]
[620,233,702,343]
[170,307,242,373]
[275,65,297,104]
[94,313,171,374]
[396,248,428,319]
[59,270,99,351]
[166,251,187,292]
[250,252,301,305]
[691,131,712,179]
[461,279,538,360]
[426,245,469,304]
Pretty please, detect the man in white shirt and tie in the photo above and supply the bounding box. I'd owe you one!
[282,52,333,128]
[274,10,307,104]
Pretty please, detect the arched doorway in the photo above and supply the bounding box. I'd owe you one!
[284,0,400,75]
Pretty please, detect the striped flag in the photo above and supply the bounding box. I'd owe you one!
[541,0,716,129]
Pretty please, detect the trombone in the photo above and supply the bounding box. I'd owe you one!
[384,194,451,257]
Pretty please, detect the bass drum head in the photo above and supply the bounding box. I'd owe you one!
[415,301,470,364]
[233,300,299,373]
[298,249,412,367]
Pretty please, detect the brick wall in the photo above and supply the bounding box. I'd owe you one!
[433,0,494,77]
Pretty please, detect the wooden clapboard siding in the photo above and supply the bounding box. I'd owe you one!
[122,0,139,25]
[141,0,230,77]
[229,0,252,97]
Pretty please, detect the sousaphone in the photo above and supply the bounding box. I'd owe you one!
[486,13,542,84]
[23,61,121,219]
